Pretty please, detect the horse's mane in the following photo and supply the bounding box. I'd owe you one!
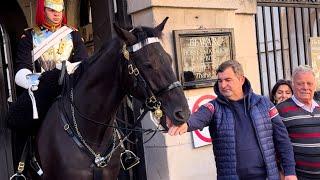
[71,25,162,86]
[88,38,122,65]
[71,38,122,84]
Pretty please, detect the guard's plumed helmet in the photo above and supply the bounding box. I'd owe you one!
[36,0,67,26]
[45,0,64,12]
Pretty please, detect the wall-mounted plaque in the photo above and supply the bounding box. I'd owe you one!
[173,29,235,89]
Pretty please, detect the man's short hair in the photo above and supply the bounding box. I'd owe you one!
[292,65,315,80]
[216,60,244,77]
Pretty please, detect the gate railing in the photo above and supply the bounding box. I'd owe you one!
[255,0,320,95]
[258,0,320,8]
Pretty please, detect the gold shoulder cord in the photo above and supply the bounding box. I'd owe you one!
[33,26,43,36]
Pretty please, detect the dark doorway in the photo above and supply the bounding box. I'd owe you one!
[0,1,29,179]
[0,23,14,180]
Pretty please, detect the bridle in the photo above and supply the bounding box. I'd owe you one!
[124,37,182,119]
[58,36,183,169]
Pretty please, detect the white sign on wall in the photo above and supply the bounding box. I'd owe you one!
[188,94,215,148]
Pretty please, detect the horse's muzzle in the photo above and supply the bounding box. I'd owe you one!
[173,108,190,125]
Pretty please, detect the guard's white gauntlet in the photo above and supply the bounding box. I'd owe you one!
[15,68,40,119]
[15,68,39,91]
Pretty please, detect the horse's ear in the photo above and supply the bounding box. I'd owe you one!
[113,23,137,44]
[154,17,169,37]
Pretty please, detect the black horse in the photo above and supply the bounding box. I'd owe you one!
[34,17,190,180]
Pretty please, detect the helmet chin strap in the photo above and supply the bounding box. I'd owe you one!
[43,18,62,31]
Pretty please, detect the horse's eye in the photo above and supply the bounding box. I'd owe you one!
[143,63,153,69]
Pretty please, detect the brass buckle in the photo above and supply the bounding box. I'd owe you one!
[128,64,139,76]
[147,96,157,104]
[64,124,70,131]
[17,162,25,173]
[95,154,107,168]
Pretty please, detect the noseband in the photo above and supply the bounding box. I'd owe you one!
[124,37,182,119]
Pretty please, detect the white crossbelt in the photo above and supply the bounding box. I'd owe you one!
[32,26,73,62]
[29,26,73,119]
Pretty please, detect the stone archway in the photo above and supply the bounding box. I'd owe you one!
[0,1,28,178]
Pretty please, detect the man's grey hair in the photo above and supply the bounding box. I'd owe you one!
[292,65,315,80]
[216,60,244,77]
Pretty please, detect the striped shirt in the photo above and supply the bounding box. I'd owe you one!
[291,95,319,113]
[277,98,320,179]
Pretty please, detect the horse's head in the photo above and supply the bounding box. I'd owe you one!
[114,17,190,125]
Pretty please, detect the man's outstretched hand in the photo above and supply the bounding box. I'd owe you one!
[167,117,188,136]
[284,175,297,180]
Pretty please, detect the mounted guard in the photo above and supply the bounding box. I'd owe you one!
[8,0,88,132]
[8,0,88,179]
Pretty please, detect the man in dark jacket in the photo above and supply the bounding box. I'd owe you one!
[168,60,297,180]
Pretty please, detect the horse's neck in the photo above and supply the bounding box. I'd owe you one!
[72,39,128,146]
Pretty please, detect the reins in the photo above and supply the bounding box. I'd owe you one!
[69,94,166,135]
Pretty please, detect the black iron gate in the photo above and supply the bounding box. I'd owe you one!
[0,23,15,180]
[255,0,320,95]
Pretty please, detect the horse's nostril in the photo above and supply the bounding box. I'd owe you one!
[174,111,187,120]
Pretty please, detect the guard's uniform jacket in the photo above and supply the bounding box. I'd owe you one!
[16,25,88,73]
[8,25,88,134]
[187,78,296,180]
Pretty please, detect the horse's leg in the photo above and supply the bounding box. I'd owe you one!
[36,103,61,180]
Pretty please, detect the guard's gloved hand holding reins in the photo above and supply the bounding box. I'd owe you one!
[15,68,40,91]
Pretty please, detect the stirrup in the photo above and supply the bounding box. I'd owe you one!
[120,150,140,170]
[9,173,26,180]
